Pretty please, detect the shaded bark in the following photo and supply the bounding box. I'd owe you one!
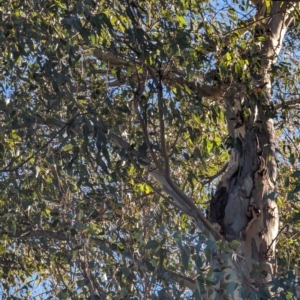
[209,2,299,296]
[107,2,299,298]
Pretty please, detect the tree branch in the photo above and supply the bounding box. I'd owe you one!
[202,163,229,185]
[162,176,223,241]
[13,229,199,291]
[133,70,164,174]
[168,76,223,99]
[274,98,300,110]
[0,112,89,173]
[93,47,223,101]
[148,66,170,178]
[109,131,223,241]
[0,122,68,173]
[93,49,134,67]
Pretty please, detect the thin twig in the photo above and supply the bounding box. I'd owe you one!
[274,98,300,110]
[157,71,170,178]
[133,68,163,173]
[203,162,229,185]
[169,124,184,157]
[0,112,91,173]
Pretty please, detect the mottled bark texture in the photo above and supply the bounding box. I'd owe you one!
[209,1,296,290]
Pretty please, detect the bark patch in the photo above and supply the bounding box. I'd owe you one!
[209,186,228,234]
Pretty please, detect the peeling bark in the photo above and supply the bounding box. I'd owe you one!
[208,2,299,296]
[105,1,299,297]
[209,95,279,295]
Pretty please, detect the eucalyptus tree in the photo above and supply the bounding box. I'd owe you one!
[0,0,300,299]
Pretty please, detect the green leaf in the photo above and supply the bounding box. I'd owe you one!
[44,209,51,217]
[291,170,300,177]
[223,281,239,295]
[77,278,89,288]
[229,240,241,250]
[194,280,202,300]
[144,184,152,194]
[176,15,186,28]
[63,143,73,151]
[121,267,130,277]
[11,221,16,236]
[0,245,6,254]
[0,1,299,298]
[292,213,300,223]
[181,244,190,270]
[145,240,160,250]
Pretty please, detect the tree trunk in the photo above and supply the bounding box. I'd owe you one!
[209,2,296,297]
[108,3,298,298]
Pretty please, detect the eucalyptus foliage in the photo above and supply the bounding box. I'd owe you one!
[0,0,300,299]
